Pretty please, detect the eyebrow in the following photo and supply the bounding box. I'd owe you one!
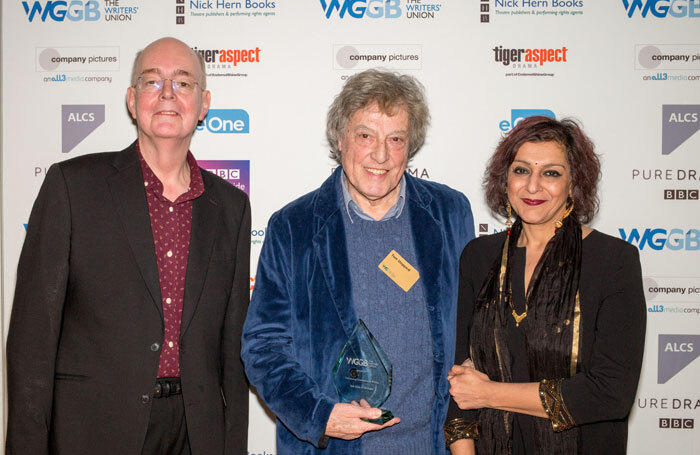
[139,68,195,78]
[353,124,408,136]
[512,159,567,169]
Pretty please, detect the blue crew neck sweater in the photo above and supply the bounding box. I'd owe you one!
[342,205,435,455]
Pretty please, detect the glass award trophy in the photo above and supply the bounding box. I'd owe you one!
[331,319,393,424]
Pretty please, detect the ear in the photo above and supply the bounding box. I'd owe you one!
[199,90,211,121]
[126,86,137,119]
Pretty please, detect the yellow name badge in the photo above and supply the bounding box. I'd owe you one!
[378,249,420,292]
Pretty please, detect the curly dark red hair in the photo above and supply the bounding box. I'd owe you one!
[484,116,601,224]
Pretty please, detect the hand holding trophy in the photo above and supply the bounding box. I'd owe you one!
[331,320,393,424]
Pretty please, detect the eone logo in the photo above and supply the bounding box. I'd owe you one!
[618,228,700,250]
[197,109,249,134]
[622,0,700,18]
[23,1,100,22]
[320,0,401,19]
[499,109,556,132]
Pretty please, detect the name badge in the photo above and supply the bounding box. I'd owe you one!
[378,249,420,292]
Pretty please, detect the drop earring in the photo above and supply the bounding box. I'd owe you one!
[554,196,574,233]
[505,200,513,236]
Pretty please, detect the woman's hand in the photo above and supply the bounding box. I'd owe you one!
[448,360,547,418]
[447,361,492,410]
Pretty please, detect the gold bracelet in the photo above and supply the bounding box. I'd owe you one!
[444,417,478,448]
[539,378,575,432]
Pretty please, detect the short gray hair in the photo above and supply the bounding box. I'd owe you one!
[130,37,207,89]
[326,69,430,164]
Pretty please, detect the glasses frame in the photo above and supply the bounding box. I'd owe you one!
[134,75,203,94]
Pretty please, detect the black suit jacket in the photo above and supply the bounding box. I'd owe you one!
[6,142,250,454]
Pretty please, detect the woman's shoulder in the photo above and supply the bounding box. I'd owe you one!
[461,230,507,264]
[583,229,641,272]
[584,229,639,256]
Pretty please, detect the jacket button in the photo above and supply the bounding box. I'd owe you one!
[150,342,160,352]
[141,394,150,404]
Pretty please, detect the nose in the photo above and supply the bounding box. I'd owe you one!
[371,139,389,163]
[159,78,175,99]
[526,173,541,193]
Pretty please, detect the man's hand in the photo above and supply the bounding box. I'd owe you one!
[324,401,400,440]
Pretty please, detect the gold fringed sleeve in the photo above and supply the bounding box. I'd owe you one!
[444,418,479,448]
[539,378,575,432]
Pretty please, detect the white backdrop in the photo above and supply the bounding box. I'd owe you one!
[2,1,700,453]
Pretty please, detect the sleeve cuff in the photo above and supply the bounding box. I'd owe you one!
[444,417,478,449]
[539,379,575,432]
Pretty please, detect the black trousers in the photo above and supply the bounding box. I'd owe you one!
[141,394,191,455]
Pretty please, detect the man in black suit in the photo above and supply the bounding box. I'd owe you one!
[6,37,250,455]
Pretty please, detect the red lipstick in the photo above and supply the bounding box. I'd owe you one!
[522,198,546,206]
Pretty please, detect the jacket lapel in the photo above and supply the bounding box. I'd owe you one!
[406,176,446,375]
[312,168,357,337]
[107,142,163,318]
[406,177,444,310]
[180,172,220,338]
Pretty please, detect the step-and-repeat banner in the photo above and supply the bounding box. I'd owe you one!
[2,1,699,453]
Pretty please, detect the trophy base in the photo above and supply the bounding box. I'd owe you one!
[362,409,394,425]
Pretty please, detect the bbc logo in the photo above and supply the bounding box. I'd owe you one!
[664,189,699,200]
[659,418,694,429]
[208,168,241,180]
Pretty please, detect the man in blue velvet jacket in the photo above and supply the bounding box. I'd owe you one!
[242,69,474,454]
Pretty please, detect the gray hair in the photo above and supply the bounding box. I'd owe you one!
[326,69,430,164]
[130,37,207,89]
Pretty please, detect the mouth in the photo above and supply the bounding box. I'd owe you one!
[522,198,546,206]
[155,110,179,116]
[365,168,388,176]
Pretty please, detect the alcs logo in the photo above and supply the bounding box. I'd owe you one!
[320,0,401,18]
[23,1,100,22]
[619,228,700,250]
[658,334,700,383]
[622,0,700,18]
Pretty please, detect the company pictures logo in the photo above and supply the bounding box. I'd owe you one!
[619,228,700,250]
[623,0,700,18]
[320,0,401,18]
[197,109,250,134]
[37,47,118,84]
[197,160,250,196]
[334,45,421,70]
[658,334,700,383]
[23,0,140,22]
[62,105,105,153]
[663,105,700,155]
[637,44,700,69]
[499,109,555,131]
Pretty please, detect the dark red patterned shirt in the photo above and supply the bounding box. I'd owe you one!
[138,146,204,378]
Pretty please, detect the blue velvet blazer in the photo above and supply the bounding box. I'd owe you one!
[242,167,474,454]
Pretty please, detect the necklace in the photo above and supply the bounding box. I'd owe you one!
[498,237,528,327]
[510,292,527,327]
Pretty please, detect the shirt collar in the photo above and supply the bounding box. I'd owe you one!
[340,170,407,222]
[137,142,204,203]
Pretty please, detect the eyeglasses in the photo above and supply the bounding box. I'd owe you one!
[135,75,202,95]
